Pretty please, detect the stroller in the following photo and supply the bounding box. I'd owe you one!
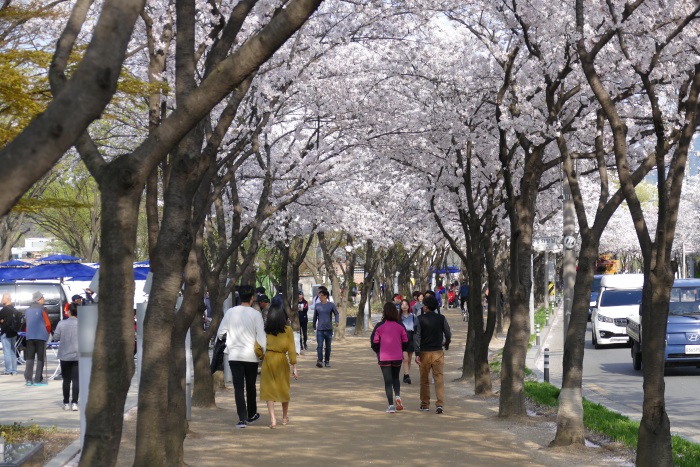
[447,290,458,308]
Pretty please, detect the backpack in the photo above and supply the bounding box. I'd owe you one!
[8,310,24,334]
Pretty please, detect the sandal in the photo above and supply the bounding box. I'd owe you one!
[282,417,289,425]
[269,423,277,429]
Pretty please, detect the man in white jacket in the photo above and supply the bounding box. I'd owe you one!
[217,285,266,428]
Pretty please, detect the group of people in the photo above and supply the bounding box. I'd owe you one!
[216,285,298,429]
[374,293,452,414]
[0,291,80,411]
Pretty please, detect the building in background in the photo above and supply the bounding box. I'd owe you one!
[11,237,54,260]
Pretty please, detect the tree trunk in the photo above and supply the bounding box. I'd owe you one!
[354,240,376,335]
[636,270,673,467]
[498,233,532,417]
[476,234,498,395]
[165,248,205,464]
[135,111,207,464]
[190,316,215,407]
[551,236,598,446]
[79,177,141,466]
[165,319,188,466]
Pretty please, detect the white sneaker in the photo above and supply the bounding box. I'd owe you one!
[386,405,396,413]
[71,403,78,411]
[63,403,70,411]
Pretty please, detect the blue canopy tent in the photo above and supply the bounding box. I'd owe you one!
[36,254,82,263]
[431,266,461,275]
[90,261,150,280]
[19,262,98,281]
[0,260,33,282]
[133,261,150,280]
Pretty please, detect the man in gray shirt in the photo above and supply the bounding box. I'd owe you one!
[312,287,339,368]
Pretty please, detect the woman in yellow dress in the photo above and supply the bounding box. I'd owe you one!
[256,304,298,428]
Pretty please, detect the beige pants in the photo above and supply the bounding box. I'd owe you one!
[419,350,444,408]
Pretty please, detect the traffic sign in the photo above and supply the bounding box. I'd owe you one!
[563,235,577,250]
[533,236,562,252]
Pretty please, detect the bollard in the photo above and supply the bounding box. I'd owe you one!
[536,323,541,346]
[545,310,550,327]
[544,347,550,382]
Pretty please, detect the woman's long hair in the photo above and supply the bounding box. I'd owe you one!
[382,302,400,322]
[265,304,288,335]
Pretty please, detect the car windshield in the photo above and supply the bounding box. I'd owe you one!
[599,289,642,307]
[669,287,700,315]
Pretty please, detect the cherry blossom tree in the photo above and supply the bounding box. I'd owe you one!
[575,1,700,463]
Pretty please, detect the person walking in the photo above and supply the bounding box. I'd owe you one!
[217,285,267,428]
[256,304,298,428]
[0,293,19,375]
[411,292,424,317]
[371,302,408,413]
[414,295,451,414]
[399,299,416,384]
[53,303,79,410]
[297,291,309,350]
[425,290,442,314]
[257,294,271,323]
[459,280,469,313]
[24,291,51,386]
[312,287,339,368]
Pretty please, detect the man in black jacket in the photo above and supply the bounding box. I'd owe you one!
[414,295,451,414]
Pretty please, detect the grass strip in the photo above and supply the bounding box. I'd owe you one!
[528,307,548,345]
[0,422,57,443]
[523,381,700,466]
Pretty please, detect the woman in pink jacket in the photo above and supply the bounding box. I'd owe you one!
[372,302,408,413]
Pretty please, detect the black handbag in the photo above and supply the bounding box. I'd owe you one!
[210,333,226,374]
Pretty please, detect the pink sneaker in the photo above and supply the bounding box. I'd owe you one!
[395,396,403,411]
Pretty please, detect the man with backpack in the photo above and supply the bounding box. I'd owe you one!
[0,293,21,375]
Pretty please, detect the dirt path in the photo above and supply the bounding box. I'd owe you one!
[112,308,634,466]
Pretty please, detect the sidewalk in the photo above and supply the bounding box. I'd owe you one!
[0,349,138,466]
[108,307,630,466]
[2,308,634,466]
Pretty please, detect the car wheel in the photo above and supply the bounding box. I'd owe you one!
[632,342,642,371]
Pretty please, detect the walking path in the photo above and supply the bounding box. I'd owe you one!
[1,307,634,466]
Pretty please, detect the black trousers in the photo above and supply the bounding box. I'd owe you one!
[299,317,308,348]
[60,360,79,403]
[380,364,401,405]
[229,360,259,422]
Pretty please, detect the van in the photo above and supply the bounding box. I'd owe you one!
[590,274,643,348]
[0,281,68,332]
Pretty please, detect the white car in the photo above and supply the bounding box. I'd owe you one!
[590,274,643,348]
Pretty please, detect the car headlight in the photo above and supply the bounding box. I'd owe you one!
[597,314,614,323]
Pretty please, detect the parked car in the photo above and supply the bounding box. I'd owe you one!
[590,274,644,348]
[626,278,700,370]
[588,274,603,321]
[0,280,69,332]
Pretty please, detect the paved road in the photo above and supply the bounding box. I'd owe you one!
[537,312,700,444]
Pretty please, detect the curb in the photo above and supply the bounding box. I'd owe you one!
[526,304,561,381]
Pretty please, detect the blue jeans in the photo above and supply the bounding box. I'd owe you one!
[1,334,17,374]
[316,329,333,363]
